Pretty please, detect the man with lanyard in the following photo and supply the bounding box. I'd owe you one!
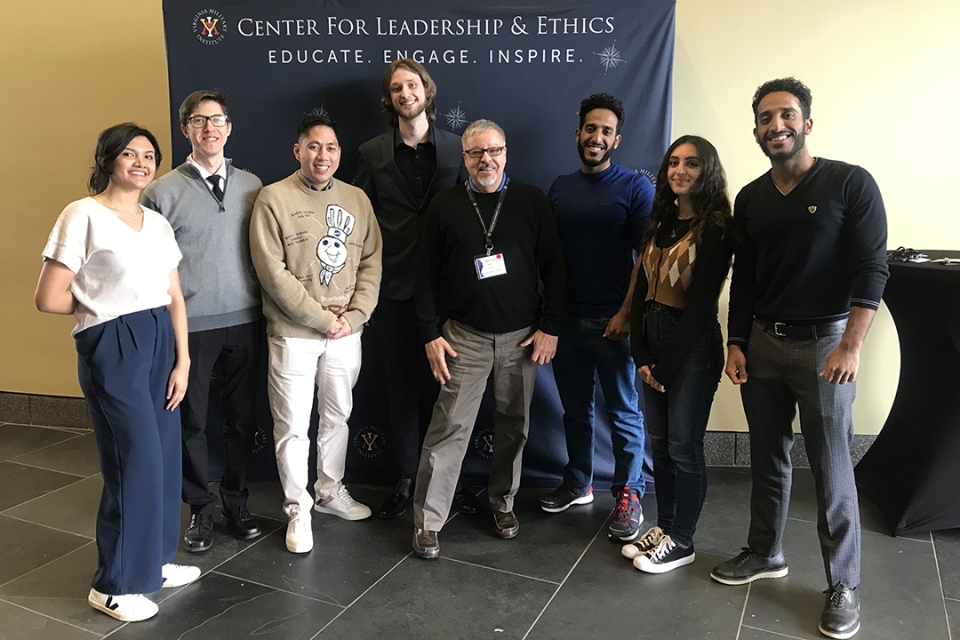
[544,93,653,543]
[142,89,263,553]
[411,119,566,559]
[711,78,888,639]
[355,59,474,520]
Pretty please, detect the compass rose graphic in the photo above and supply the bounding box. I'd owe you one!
[443,103,468,130]
[308,104,329,118]
[594,41,625,74]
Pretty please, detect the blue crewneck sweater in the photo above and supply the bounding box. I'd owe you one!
[548,163,654,317]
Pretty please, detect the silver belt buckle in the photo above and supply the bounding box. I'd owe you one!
[773,322,788,337]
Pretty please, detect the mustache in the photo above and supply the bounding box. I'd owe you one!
[478,162,497,170]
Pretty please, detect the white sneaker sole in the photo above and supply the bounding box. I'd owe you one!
[540,492,595,513]
[286,537,314,553]
[818,620,860,639]
[314,503,372,521]
[709,566,789,585]
[634,551,696,574]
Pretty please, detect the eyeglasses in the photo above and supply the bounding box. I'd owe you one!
[463,146,505,159]
[186,114,230,128]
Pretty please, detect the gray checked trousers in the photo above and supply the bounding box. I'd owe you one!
[741,319,860,589]
[413,320,538,531]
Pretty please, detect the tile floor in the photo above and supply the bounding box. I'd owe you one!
[1,421,957,640]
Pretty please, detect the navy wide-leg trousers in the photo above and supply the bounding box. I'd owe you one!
[76,307,181,595]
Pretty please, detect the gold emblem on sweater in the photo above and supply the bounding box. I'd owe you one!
[808,205,817,214]
[316,205,355,285]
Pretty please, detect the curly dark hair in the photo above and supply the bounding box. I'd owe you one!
[640,135,732,252]
[88,123,162,195]
[751,77,813,122]
[578,93,624,133]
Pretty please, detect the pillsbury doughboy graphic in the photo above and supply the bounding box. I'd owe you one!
[317,204,355,285]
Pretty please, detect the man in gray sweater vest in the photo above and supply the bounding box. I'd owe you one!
[142,89,264,553]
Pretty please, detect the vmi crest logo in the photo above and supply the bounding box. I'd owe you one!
[192,9,227,45]
[353,425,386,459]
[472,427,495,460]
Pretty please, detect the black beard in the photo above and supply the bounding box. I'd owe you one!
[760,129,805,162]
[578,141,614,167]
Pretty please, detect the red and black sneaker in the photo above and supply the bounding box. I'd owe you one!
[608,486,643,541]
[539,482,595,513]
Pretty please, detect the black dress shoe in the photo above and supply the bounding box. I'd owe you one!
[453,482,479,515]
[412,527,440,559]
[379,477,414,520]
[819,585,860,639]
[493,510,519,539]
[183,513,214,553]
[222,505,262,540]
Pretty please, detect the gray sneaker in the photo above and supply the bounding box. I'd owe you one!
[710,548,788,585]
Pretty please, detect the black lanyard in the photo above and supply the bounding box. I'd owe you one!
[466,178,509,256]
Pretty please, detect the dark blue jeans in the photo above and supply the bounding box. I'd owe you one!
[642,306,723,546]
[553,315,646,496]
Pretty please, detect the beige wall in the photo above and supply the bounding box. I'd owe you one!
[2,1,958,435]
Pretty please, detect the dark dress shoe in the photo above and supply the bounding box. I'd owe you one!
[222,506,262,540]
[819,585,860,639]
[183,513,214,553]
[493,510,519,539]
[453,482,479,515]
[379,477,414,520]
[412,527,440,559]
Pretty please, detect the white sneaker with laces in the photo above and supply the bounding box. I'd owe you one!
[315,485,372,521]
[161,563,201,588]
[286,510,314,553]
[88,588,159,622]
[634,535,696,574]
[621,526,664,560]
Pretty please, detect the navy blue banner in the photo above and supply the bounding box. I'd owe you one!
[162,0,674,488]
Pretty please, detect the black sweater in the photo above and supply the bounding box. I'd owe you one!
[728,159,889,345]
[416,181,566,343]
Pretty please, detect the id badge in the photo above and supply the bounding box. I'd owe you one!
[475,253,507,280]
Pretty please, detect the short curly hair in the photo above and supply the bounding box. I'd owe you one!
[578,93,624,133]
[752,77,812,122]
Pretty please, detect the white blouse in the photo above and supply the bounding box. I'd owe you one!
[42,197,182,335]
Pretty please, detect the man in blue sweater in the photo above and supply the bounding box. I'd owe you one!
[544,93,653,543]
[142,89,264,553]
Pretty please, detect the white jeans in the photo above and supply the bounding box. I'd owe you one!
[267,333,362,516]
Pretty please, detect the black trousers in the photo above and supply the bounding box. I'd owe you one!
[376,298,440,478]
[180,320,263,514]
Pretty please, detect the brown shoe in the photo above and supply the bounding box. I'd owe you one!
[493,510,519,539]
[412,527,439,559]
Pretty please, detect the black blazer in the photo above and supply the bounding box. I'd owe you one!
[356,127,467,300]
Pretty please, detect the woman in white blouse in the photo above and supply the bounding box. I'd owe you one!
[35,123,200,622]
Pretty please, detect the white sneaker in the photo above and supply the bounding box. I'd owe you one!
[286,510,313,553]
[621,526,664,560]
[634,535,696,574]
[161,563,201,588]
[315,485,372,521]
[88,588,158,622]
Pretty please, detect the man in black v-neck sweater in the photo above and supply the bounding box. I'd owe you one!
[712,78,888,640]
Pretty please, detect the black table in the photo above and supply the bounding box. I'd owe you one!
[855,250,960,535]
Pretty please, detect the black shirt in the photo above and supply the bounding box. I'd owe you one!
[394,129,437,206]
[416,181,566,342]
[727,158,889,345]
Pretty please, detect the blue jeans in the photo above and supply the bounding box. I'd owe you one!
[642,306,723,546]
[553,315,646,496]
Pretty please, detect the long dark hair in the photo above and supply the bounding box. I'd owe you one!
[640,135,731,251]
[88,123,162,195]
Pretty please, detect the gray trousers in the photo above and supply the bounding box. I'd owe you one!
[413,320,538,531]
[741,319,860,589]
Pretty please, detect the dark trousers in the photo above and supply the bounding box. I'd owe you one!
[76,307,181,595]
[375,298,440,478]
[741,318,860,588]
[642,308,724,546]
[553,314,646,496]
[180,321,262,515]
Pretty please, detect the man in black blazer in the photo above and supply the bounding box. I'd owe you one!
[355,59,473,519]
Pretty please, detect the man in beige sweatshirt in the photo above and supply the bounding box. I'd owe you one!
[250,114,382,554]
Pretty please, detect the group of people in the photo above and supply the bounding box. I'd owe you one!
[34,59,887,640]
